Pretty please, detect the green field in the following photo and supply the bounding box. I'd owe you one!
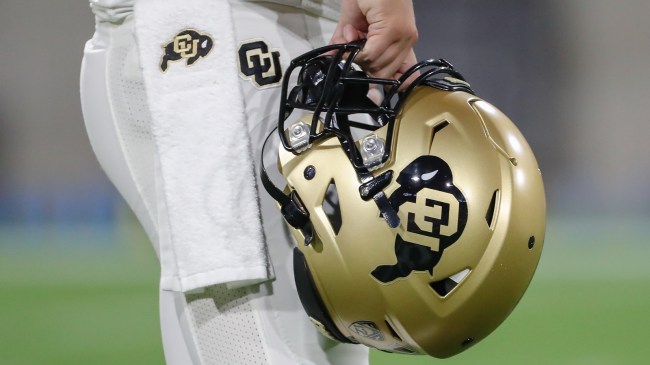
[1,216,649,364]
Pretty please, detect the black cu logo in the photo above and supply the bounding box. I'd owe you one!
[238,40,282,88]
[160,29,213,72]
[371,155,468,283]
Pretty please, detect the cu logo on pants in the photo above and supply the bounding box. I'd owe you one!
[238,40,283,88]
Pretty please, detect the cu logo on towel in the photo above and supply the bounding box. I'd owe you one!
[160,29,213,72]
[238,40,283,88]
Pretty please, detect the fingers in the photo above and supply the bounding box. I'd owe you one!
[359,40,416,80]
[355,0,418,79]
[327,24,364,59]
[394,49,420,89]
[328,0,419,81]
[328,0,367,46]
[343,24,364,43]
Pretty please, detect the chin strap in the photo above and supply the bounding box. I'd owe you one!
[260,128,315,245]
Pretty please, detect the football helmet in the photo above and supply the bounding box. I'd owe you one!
[261,42,546,358]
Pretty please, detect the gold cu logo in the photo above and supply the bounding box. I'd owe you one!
[398,188,460,251]
[173,34,199,59]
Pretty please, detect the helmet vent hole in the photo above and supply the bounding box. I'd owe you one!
[430,268,470,297]
[384,320,402,341]
[433,120,450,132]
[322,180,342,235]
[485,189,500,229]
[429,121,450,151]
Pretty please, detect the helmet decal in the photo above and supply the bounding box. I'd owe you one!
[372,156,468,283]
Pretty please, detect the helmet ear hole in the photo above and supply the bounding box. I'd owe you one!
[292,248,352,344]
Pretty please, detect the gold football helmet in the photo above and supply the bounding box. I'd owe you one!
[261,43,546,358]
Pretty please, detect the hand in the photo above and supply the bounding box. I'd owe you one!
[329,0,418,81]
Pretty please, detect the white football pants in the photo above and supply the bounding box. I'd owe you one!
[80,1,369,364]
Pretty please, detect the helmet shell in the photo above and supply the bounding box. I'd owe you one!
[279,86,546,358]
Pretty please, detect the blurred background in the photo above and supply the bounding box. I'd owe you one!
[1,0,649,364]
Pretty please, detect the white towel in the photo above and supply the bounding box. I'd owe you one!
[133,0,271,292]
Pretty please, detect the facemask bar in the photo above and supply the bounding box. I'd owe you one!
[279,44,472,176]
[384,58,473,110]
[264,43,474,235]
[278,43,397,168]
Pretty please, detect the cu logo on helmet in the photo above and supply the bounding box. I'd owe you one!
[372,156,468,284]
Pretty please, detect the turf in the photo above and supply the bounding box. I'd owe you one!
[0,225,164,365]
[1,217,649,364]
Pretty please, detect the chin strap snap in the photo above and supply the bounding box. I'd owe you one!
[358,170,400,228]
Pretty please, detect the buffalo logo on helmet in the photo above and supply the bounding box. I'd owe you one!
[371,155,468,283]
[160,29,213,72]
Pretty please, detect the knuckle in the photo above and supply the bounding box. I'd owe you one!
[403,25,418,45]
